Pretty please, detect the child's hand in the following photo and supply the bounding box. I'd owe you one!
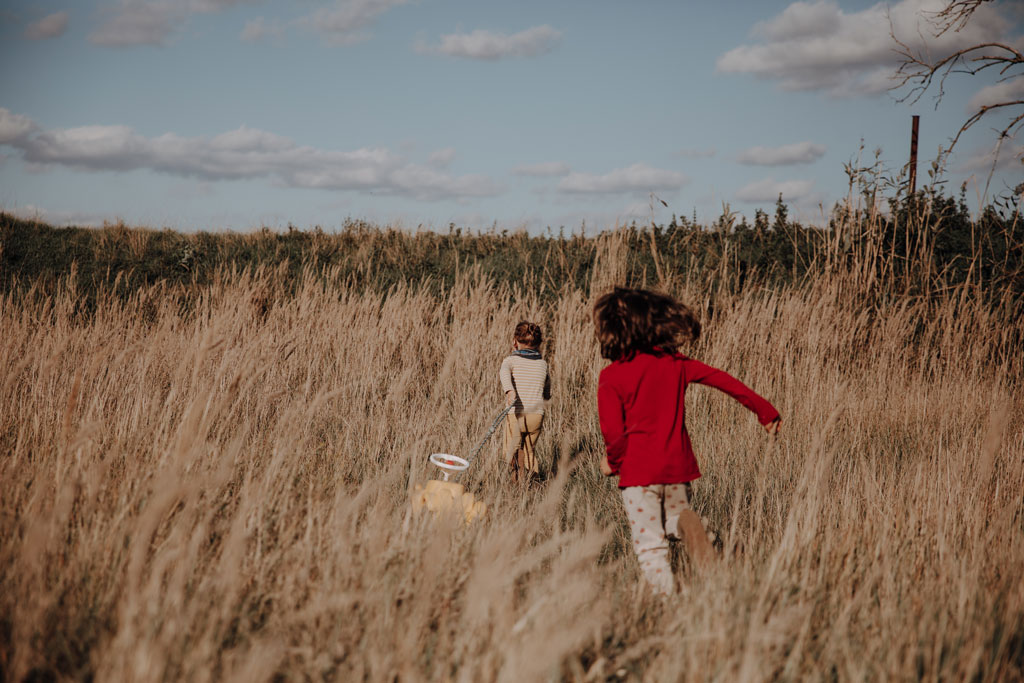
[764,417,782,435]
[505,390,515,407]
[599,455,614,476]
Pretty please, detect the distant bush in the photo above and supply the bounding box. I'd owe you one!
[2,189,1021,309]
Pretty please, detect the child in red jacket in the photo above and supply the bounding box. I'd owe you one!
[594,287,781,594]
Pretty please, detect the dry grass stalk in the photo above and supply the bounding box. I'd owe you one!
[0,256,1022,681]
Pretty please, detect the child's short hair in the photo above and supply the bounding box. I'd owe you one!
[593,287,701,361]
[514,321,543,348]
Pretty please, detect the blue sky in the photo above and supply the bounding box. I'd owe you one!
[1,0,1021,233]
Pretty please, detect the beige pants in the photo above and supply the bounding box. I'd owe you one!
[502,413,544,475]
[621,483,694,595]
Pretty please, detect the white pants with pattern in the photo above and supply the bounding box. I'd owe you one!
[620,483,693,595]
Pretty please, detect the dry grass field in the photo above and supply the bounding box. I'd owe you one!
[1,230,1022,682]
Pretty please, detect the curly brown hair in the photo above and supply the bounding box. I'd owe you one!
[593,287,701,361]
[514,321,543,348]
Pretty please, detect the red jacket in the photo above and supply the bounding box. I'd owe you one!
[597,350,779,487]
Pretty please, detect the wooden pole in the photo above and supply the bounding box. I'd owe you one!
[909,115,920,195]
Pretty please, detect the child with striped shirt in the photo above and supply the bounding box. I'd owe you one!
[499,321,551,480]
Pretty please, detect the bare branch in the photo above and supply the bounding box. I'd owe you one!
[948,100,1024,152]
[930,0,992,36]
[891,1,1023,161]
[893,43,1023,101]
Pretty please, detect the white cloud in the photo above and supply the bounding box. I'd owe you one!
[956,143,1024,174]
[300,0,408,46]
[419,25,562,60]
[717,0,1019,97]
[967,78,1024,113]
[754,0,841,42]
[737,141,826,166]
[674,148,717,159]
[428,147,456,167]
[26,125,153,170]
[557,163,689,194]
[188,0,256,12]
[0,108,37,144]
[513,161,570,176]
[241,17,283,44]
[5,204,110,227]
[90,1,177,46]
[25,12,69,40]
[90,0,261,46]
[0,111,500,201]
[88,0,408,48]
[735,178,815,202]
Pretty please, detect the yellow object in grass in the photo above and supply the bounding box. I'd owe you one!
[412,479,487,524]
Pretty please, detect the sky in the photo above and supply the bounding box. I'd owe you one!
[0,0,1021,234]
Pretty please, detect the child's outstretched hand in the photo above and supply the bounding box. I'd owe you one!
[764,417,782,435]
[599,455,614,476]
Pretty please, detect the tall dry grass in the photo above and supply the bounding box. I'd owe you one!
[1,233,1022,682]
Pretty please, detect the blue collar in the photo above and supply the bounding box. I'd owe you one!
[513,348,542,359]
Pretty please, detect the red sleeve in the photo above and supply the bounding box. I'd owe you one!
[597,371,627,473]
[682,358,780,425]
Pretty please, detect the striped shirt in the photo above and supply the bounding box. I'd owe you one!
[499,353,551,415]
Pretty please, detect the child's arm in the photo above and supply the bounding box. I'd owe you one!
[597,376,626,475]
[499,357,515,406]
[683,358,780,427]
